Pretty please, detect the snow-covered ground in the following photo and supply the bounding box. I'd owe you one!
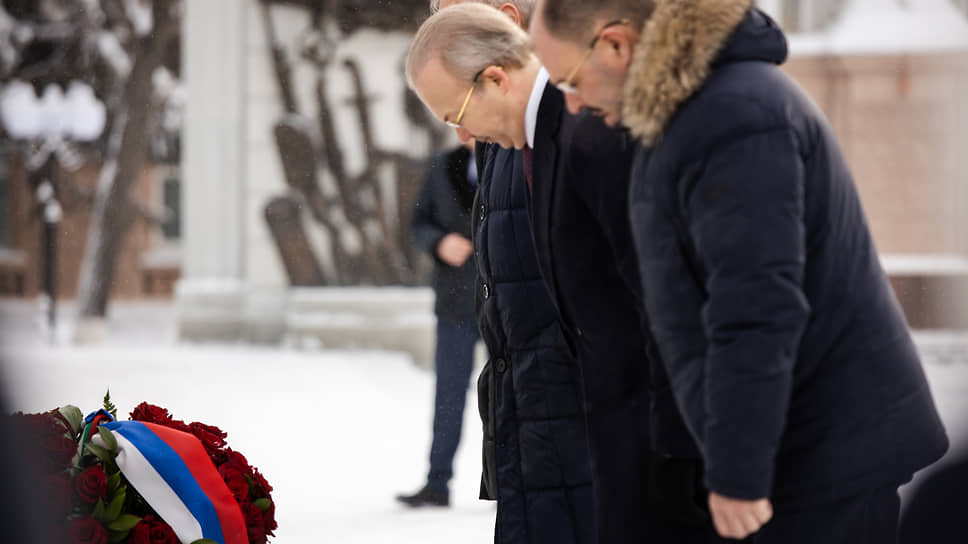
[1,300,966,542]
[0,301,493,544]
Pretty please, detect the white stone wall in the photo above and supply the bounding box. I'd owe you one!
[179,0,447,354]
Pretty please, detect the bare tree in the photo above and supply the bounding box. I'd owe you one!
[75,0,181,329]
[0,0,182,341]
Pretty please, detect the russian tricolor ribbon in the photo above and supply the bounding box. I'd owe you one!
[98,421,248,544]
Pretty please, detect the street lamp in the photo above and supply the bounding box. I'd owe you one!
[0,79,105,342]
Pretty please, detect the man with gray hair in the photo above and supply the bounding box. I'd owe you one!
[409,3,596,543]
[431,0,535,25]
[409,3,724,543]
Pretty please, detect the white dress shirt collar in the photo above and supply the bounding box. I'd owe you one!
[525,67,550,149]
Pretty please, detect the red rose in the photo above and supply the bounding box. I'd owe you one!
[130,516,179,544]
[262,498,278,536]
[242,502,267,544]
[45,471,73,512]
[130,403,190,432]
[69,516,107,544]
[209,447,230,466]
[129,403,172,424]
[222,449,250,473]
[18,413,78,473]
[73,465,108,504]
[219,465,249,501]
[167,419,191,433]
[251,466,274,495]
[44,431,79,470]
[189,421,227,457]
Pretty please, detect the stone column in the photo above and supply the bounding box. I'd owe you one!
[176,0,247,340]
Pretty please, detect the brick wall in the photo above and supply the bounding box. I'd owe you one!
[783,51,968,328]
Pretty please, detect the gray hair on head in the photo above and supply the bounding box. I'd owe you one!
[407,2,534,89]
[429,0,536,27]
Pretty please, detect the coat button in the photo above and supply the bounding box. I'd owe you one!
[479,204,486,221]
[575,327,583,337]
[482,283,490,299]
[495,358,507,373]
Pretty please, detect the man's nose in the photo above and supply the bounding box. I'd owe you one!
[564,92,585,115]
[456,127,474,142]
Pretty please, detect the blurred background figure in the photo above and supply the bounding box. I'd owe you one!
[396,139,479,508]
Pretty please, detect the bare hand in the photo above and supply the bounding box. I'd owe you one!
[436,233,473,267]
[708,492,773,540]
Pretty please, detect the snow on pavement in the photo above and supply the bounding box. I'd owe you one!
[1,303,494,544]
[1,301,966,542]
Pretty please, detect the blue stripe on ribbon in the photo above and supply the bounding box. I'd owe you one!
[85,409,116,424]
[103,421,226,544]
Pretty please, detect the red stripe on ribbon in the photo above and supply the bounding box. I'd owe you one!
[142,423,248,544]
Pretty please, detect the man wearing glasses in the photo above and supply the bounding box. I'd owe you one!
[412,2,596,543]
[530,0,949,542]
[409,3,725,542]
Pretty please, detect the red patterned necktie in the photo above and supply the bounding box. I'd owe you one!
[522,146,533,191]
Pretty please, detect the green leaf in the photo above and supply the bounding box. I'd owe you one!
[92,498,106,523]
[107,472,122,496]
[58,405,84,434]
[103,389,118,419]
[86,443,115,464]
[98,426,118,453]
[106,514,141,532]
[108,530,130,544]
[85,444,119,474]
[104,489,125,523]
[253,498,272,511]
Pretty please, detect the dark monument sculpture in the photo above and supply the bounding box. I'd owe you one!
[259,0,446,286]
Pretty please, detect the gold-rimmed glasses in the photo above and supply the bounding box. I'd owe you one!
[555,19,630,95]
[445,67,487,128]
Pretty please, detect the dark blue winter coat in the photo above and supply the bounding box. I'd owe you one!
[624,1,948,505]
[528,84,710,540]
[474,145,595,544]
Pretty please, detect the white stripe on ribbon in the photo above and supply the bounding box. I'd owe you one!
[104,432,206,543]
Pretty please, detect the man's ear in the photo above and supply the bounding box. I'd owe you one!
[598,27,637,72]
[480,65,510,94]
[498,3,522,27]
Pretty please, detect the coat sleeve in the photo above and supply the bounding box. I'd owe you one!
[410,158,448,261]
[682,126,810,500]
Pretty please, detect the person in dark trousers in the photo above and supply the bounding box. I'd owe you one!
[532,0,949,542]
[396,140,480,508]
[407,4,596,542]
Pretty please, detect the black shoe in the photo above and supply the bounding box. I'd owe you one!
[395,485,450,508]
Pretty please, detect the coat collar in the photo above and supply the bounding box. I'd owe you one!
[530,84,566,305]
[621,0,753,146]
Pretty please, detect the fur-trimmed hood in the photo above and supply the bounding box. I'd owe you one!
[622,0,788,146]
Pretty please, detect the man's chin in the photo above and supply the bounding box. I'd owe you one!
[580,104,622,127]
[602,112,623,127]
